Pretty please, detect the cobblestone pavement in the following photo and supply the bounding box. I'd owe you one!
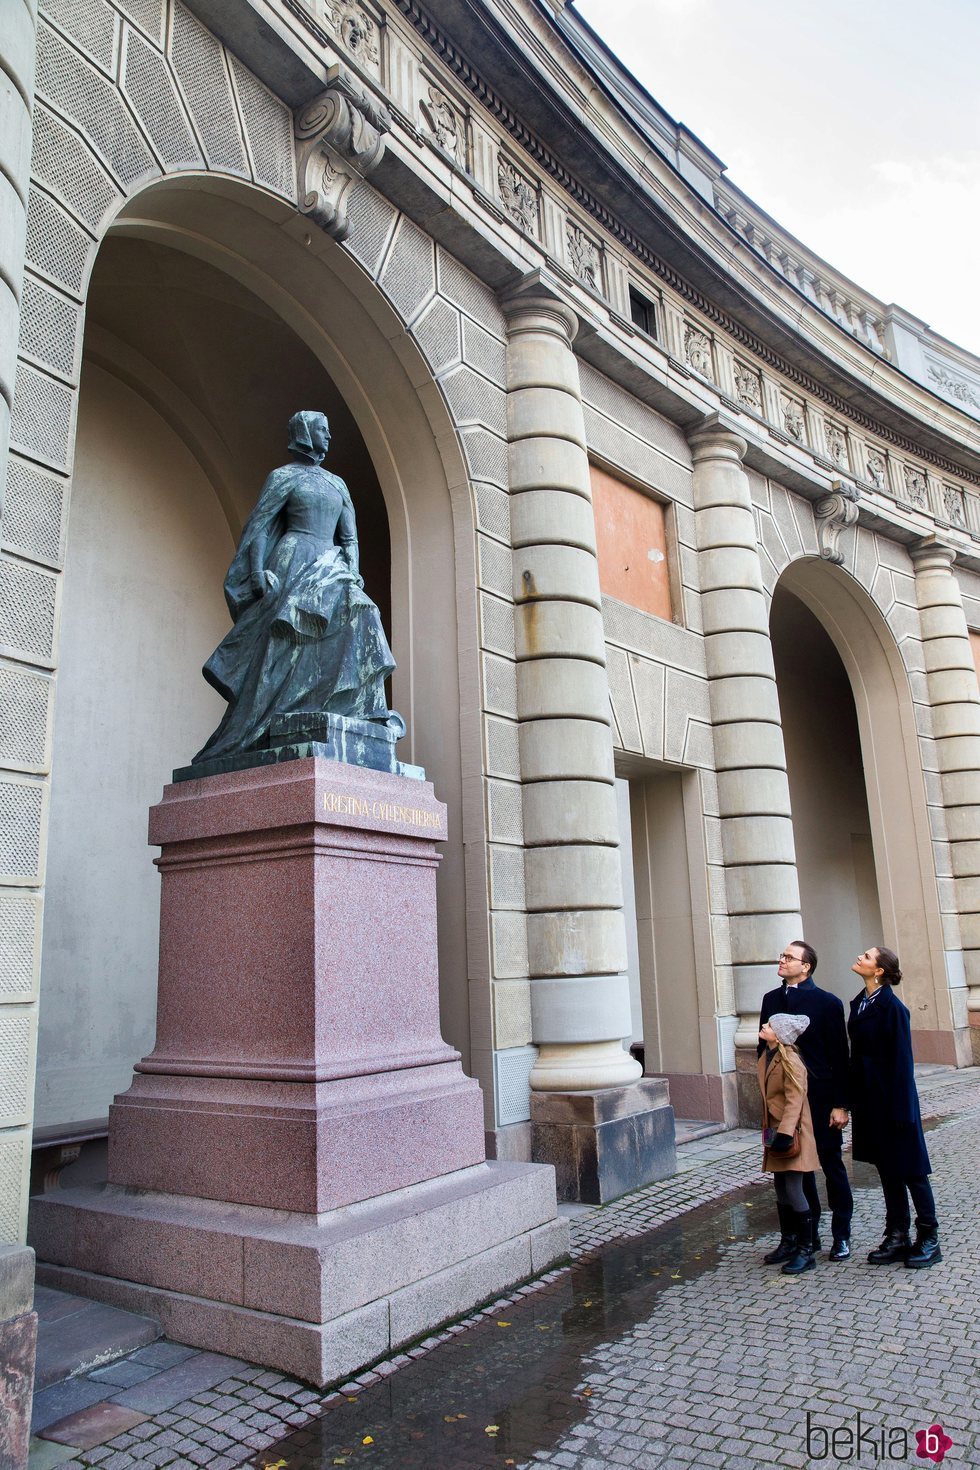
[28,1065,980,1469]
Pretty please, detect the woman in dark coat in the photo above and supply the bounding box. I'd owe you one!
[848,946,940,1268]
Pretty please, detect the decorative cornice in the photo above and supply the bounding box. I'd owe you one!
[388,0,980,486]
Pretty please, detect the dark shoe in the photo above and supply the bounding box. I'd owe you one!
[906,1230,942,1269]
[828,1237,851,1261]
[781,1212,816,1275]
[867,1229,911,1264]
[763,1234,798,1265]
[810,1224,822,1252]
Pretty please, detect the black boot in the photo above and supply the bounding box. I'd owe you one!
[763,1201,797,1265]
[828,1236,851,1261]
[867,1228,911,1264]
[781,1212,816,1275]
[905,1228,941,1269]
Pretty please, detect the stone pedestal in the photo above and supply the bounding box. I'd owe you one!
[31,760,567,1384]
[0,1244,36,1470]
[530,1080,676,1204]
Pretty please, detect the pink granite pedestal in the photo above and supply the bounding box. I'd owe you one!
[31,760,567,1383]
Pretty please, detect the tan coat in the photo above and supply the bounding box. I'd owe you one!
[758,1044,819,1173]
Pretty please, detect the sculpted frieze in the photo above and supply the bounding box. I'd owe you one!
[865,449,887,490]
[902,465,929,509]
[498,157,538,234]
[927,361,980,410]
[734,362,762,412]
[420,84,462,162]
[566,221,602,292]
[825,423,849,471]
[325,0,381,72]
[685,326,712,379]
[942,485,967,527]
[781,395,806,443]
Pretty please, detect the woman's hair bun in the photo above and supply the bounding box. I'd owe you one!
[875,946,902,986]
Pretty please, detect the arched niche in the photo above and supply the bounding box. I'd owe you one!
[774,557,955,1057]
[37,174,484,1127]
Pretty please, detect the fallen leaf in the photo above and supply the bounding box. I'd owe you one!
[669,1271,681,1279]
[485,1425,500,1436]
[264,1462,288,1469]
[332,1461,347,1466]
[581,1299,593,1307]
[581,1388,592,1397]
[362,1435,374,1445]
[496,1321,511,1328]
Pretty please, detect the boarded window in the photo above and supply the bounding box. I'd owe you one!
[590,465,672,621]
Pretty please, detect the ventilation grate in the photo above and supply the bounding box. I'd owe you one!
[26,188,93,296]
[0,780,44,883]
[30,106,119,231]
[0,556,58,663]
[378,216,436,326]
[343,179,398,276]
[0,664,52,771]
[2,457,66,567]
[0,894,39,999]
[123,27,202,170]
[170,4,248,175]
[36,22,156,187]
[229,56,295,198]
[113,0,164,45]
[9,364,75,471]
[0,1016,33,1125]
[19,277,80,381]
[0,1137,28,1243]
[40,0,116,72]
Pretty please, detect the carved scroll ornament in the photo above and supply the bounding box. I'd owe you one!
[814,480,860,564]
[296,73,391,240]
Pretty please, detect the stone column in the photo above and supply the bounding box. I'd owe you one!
[502,276,641,1093]
[689,415,803,1118]
[910,535,980,1054]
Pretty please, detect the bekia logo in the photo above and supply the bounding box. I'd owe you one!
[805,1412,953,1463]
[915,1424,953,1464]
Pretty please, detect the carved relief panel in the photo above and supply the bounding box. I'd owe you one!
[824,421,850,472]
[497,155,539,235]
[684,324,713,379]
[865,446,888,490]
[902,464,929,510]
[565,220,603,294]
[733,360,762,413]
[781,394,807,443]
[420,82,464,165]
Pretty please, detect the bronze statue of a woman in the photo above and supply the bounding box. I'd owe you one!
[193,410,400,765]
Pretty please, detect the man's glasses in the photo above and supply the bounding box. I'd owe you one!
[777,953,802,963]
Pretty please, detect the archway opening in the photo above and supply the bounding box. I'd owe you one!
[771,583,882,1004]
[36,234,394,1130]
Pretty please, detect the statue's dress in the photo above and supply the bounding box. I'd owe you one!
[194,462,394,763]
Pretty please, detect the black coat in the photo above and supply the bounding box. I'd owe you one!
[847,985,931,1178]
[758,978,850,1109]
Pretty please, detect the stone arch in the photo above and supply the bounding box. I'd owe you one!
[773,555,956,1054]
[3,3,515,1147]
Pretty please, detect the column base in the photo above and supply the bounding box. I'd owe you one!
[529,1040,642,1092]
[530,1079,676,1204]
[29,1162,568,1388]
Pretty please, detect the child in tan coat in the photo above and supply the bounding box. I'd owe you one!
[759,1011,820,1274]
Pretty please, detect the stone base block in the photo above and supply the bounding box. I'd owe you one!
[173,712,423,783]
[530,1079,676,1204]
[735,1045,764,1127]
[30,1162,568,1387]
[0,1244,37,1470]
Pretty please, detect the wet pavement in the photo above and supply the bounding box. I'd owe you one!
[242,1186,777,1469]
[27,1065,980,1469]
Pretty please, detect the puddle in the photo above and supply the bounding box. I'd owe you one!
[248,1184,778,1469]
[250,1124,954,1469]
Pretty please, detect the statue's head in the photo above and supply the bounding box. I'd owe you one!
[288,411,331,465]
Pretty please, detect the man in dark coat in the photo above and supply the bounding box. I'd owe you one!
[758,940,853,1260]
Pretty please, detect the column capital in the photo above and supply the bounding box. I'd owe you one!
[687,411,748,464]
[499,270,578,343]
[909,533,958,573]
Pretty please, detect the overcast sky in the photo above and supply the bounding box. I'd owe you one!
[574,0,980,357]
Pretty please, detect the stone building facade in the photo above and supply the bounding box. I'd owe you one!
[3,0,980,1242]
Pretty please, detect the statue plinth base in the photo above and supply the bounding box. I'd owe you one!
[173,711,423,784]
[31,759,567,1383]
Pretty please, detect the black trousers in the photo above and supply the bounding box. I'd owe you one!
[801,1083,853,1238]
[878,1171,937,1233]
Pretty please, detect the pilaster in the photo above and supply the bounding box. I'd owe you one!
[688,415,803,1112]
[501,274,641,1093]
[910,535,980,1053]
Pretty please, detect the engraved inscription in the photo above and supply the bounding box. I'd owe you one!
[322,790,442,829]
